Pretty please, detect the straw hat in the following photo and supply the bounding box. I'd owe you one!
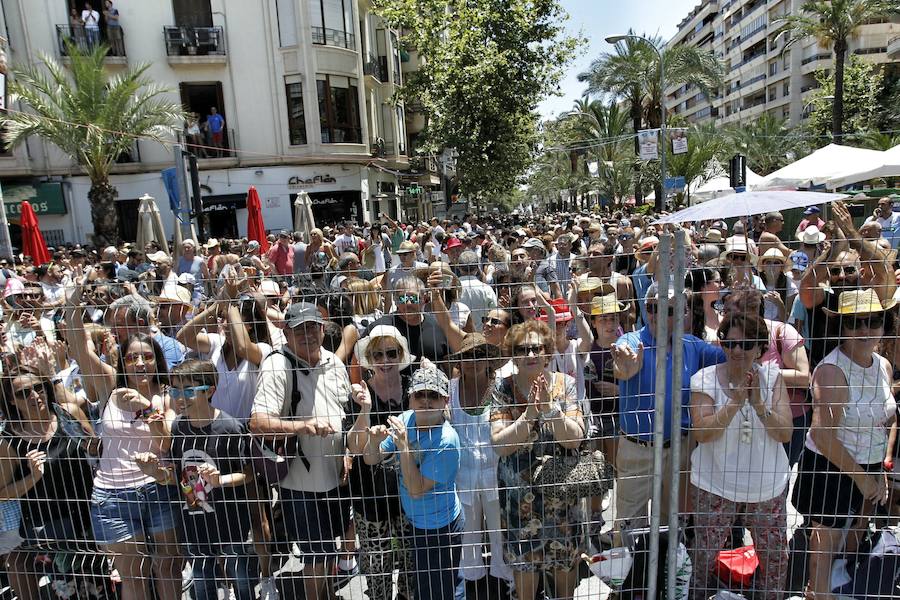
[446,332,500,361]
[822,288,896,316]
[576,276,604,293]
[759,248,789,266]
[702,229,724,243]
[590,293,626,316]
[414,261,459,287]
[355,324,414,371]
[152,285,192,307]
[721,237,757,266]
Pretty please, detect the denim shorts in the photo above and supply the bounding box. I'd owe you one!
[90,482,178,545]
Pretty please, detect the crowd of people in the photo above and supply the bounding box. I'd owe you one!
[0,200,897,600]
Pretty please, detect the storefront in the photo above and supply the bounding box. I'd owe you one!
[3,182,69,249]
[201,193,247,240]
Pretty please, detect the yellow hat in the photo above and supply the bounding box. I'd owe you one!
[822,288,896,316]
[590,293,626,315]
[577,276,603,293]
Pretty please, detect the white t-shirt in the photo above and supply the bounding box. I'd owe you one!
[82,9,100,28]
[334,233,358,256]
[763,273,797,321]
[690,363,790,503]
[550,338,587,403]
[449,378,499,505]
[450,301,471,330]
[203,333,272,422]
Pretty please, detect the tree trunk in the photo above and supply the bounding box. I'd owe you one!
[833,38,847,145]
[630,93,644,204]
[88,181,121,247]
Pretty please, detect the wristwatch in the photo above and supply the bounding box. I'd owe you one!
[541,403,562,420]
[757,408,773,420]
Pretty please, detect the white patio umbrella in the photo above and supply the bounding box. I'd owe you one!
[753,144,884,191]
[293,191,316,242]
[653,190,848,224]
[135,194,170,255]
[823,143,900,189]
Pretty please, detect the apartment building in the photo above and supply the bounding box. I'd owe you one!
[0,0,437,246]
[666,0,900,128]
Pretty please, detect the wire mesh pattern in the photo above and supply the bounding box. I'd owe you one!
[0,213,898,600]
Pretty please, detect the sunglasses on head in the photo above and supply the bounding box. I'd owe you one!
[169,385,212,399]
[371,348,400,361]
[719,338,758,351]
[482,316,508,327]
[513,344,544,357]
[396,294,420,304]
[844,313,884,330]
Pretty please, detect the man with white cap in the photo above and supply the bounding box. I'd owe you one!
[250,301,351,600]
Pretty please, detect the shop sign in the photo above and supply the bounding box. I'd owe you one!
[4,182,67,216]
[287,174,337,190]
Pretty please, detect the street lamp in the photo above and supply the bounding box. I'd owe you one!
[606,34,666,213]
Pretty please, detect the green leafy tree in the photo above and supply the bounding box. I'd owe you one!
[374,0,577,205]
[665,123,727,207]
[805,54,883,144]
[725,113,810,176]
[0,43,185,246]
[577,31,724,203]
[774,0,895,144]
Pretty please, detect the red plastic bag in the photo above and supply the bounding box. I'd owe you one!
[714,545,759,587]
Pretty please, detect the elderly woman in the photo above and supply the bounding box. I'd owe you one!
[346,325,415,600]
[449,333,513,588]
[793,289,897,600]
[490,320,585,600]
[688,312,793,600]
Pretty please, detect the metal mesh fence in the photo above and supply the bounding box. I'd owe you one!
[0,222,897,599]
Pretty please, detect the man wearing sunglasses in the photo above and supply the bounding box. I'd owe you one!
[610,283,725,533]
[800,201,897,369]
[250,301,351,600]
[456,251,497,333]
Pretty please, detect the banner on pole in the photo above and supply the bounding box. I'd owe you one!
[671,128,688,155]
[638,129,659,161]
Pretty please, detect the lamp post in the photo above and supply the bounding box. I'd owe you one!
[606,34,666,213]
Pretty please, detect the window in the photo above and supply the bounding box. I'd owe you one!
[309,0,355,49]
[316,75,361,143]
[285,80,307,145]
[276,0,298,47]
[396,105,406,154]
[783,82,790,97]
[173,0,213,27]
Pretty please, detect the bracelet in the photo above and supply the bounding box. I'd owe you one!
[756,408,773,420]
[541,403,562,420]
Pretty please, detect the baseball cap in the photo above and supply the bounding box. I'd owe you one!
[147,251,172,265]
[407,366,450,397]
[522,238,545,251]
[803,206,821,216]
[247,240,260,251]
[539,298,574,323]
[284,302,326,328]
[444,237,463,251]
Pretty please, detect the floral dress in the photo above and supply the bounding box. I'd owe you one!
[490,372,584,572]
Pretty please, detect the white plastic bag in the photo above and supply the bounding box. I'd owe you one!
[586,547,633,588]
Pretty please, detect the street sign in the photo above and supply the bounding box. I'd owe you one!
[664,176,685,192]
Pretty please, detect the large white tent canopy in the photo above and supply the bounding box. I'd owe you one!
[753,143,884,191]
[822,143,900,189]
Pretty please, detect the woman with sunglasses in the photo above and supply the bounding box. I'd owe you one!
[490,320,585,600]
[135,359,256,600]
[793,289,896,600]
[758,249,796,323]
[89,333,183,600]
[0,365,97,598]
[481,308,512,347]
[346,325,416,600]
[688,313,792,600]
[721,237,765,293]
[686,268,724,342]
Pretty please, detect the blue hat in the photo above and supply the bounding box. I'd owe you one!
[803,206,821,216]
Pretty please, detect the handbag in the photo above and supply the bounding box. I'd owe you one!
[529,373,611,501]
[714,544,759,588]
[250,350,311,485]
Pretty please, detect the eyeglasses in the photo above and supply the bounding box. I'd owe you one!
[646,303,677,317]
[396,294,420,304]
[371,348,400,361]
[168,385,212,399]
[828,265,858,278]
[482,316,508,327]
[12,385,45,402]
[844,314,884,330]
[720,339,758,351]
[729,254,748,262]
[513,344,544,357]
[124,352,156,366]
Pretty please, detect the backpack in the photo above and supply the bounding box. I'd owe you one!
[249,350,311,485]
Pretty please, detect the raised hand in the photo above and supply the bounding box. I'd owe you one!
[386,415,409,451]
[351,383,372,412]
[25,449,47,479]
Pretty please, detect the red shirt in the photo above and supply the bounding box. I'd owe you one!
[267,243,294,275]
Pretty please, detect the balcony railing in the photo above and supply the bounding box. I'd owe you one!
[55,24,126,57]
[889,35,900,57]
[363,53,386,81]
[801,53,830,66]
[163,26,226,57]
[311,26,356,50]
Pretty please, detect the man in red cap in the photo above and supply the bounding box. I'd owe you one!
[444,236,464,265]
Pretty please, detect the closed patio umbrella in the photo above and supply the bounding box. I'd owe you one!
[293,190,316,242]
[136,194,170,256]
[20,201,51,265]
[246,186,269,253]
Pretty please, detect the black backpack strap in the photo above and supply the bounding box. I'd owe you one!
[273,349,311,471]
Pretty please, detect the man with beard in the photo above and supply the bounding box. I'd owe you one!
[800,201,896,368]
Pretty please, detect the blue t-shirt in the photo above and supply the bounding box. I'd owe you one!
[380,410,461,529]
[616,326,725,441]
[207,113,224,133]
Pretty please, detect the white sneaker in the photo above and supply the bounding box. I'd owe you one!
[259,575,280,600]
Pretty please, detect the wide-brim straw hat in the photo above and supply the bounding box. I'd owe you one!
[414,261,460,288]
[590,293,626,316]
[447,332,501,361]
[721,237,758,266]
[355,324,415,371]
[758,248,789,272]
[822,288,897,316]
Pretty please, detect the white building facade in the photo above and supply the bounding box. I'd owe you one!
[0,0,439,246]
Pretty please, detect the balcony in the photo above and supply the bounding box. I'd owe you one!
[164,26,226,65]
[311,27,356,50]
[889,36,900,58]
[55,25,127,64]
[801,52,830,66]
[363,53,388,83]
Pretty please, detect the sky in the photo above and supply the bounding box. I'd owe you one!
[538,0,700,120]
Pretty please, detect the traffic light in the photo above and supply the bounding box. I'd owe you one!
[729,154,747,190]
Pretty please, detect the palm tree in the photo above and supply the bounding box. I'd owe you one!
[665,122,726,206]
[774,0,895,145]
[577,30,724,202]
[862,131,900,151]
[1,42,186,246]
[725,113,810,176]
